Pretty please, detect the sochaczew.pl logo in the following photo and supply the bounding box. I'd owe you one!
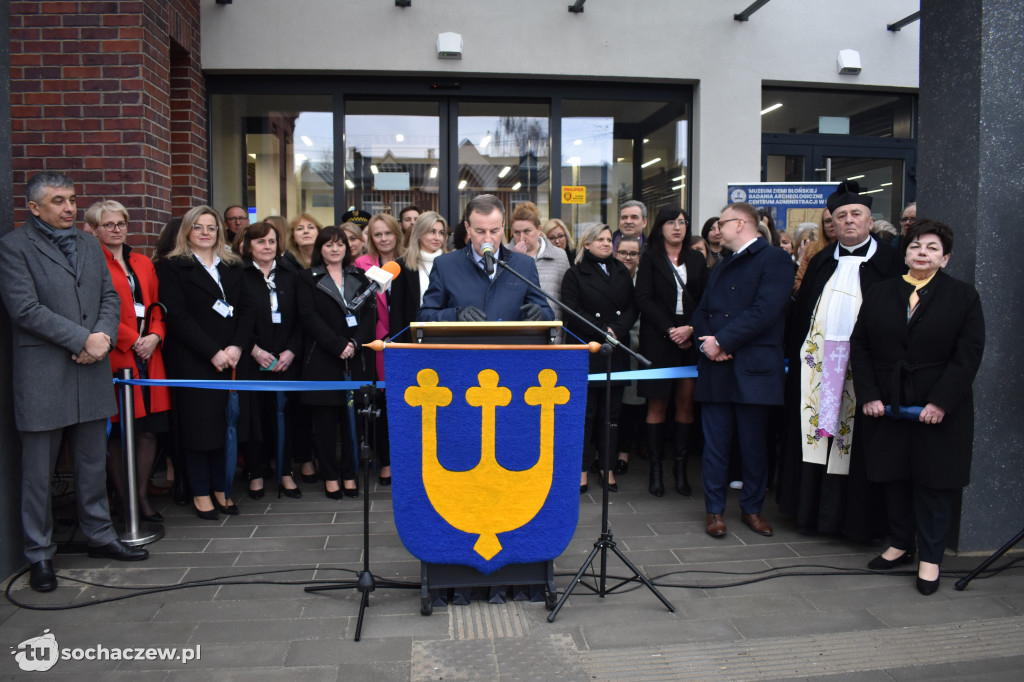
[11,630,201,671]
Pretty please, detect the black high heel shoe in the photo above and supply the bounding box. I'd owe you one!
[612,459,629,475]
[213,498,240,515]
[342,480,359,498]
[301,468,319,484]
[194,504,218,521]
[916,573,940,596]
[324,482,343,500]
[867,547,915,570]
[278,483,302,499]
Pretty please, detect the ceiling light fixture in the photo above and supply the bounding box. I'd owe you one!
[498,166,511,178]
[640,158,661,169]
[760,103,783,115]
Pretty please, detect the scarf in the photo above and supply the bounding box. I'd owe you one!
[582,247,615,275]
[799,239,877,474]
[417,249,442,305]
[31,214,78,270]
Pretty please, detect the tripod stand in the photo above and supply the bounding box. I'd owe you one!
[954,526,1024,591]
[304,381,419,641]
[494,256,675,620]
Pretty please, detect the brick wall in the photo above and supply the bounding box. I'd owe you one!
[8,0,205,250]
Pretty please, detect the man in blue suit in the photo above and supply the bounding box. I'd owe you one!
[692,202,794,538]
[417,194,553,323]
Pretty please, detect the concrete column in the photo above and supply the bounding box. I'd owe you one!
[918,0,1024,552]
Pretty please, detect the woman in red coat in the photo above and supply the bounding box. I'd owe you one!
[85,200,171,523]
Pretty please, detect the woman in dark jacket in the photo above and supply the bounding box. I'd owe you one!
[561,223,637,494]
[296,226,376,499]
[156,205,254,519]
[851,219,985,596]
[238,221,303,499]
[389,211,449,342]
[634,206,708,497]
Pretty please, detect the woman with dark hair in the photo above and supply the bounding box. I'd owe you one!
[153,217,182,264]
[85,200,170,522]
[561,223,637,494]
[296,226,376,499]
[238,221,303,499]
[700,216,725,267]
[852,219,985,595]
[634,206,708,497]
[156,205,254,519]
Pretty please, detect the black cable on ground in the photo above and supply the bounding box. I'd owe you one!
[4,566,419,611]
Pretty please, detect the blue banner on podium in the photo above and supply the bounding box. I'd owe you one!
[384,347,587,574]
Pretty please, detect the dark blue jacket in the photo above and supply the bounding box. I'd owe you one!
[416,245,554,322]
[692,239,794,405]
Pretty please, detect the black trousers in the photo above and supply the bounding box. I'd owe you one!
[884,480,956,564]
[310,406,356,482]
[185,447,227,497]
[582,384,624,472]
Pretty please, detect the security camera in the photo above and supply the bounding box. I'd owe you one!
[837,49,862,75]
[437,32,463,60]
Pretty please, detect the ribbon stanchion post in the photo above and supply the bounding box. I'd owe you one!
[116,367,164,546]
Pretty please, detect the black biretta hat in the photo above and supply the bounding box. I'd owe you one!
[826,180,873,214]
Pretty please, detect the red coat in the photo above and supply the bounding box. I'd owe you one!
[101,244,171,420]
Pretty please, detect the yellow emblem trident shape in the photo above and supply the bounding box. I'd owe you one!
[405,367,570,560]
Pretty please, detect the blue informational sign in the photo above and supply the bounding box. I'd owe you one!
[384,347,587,574]
[727,182,835,234]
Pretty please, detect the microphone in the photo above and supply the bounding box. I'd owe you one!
[348,261,401,312]
[481,242,496,275]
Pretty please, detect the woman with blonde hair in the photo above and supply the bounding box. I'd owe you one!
[793,208,836,294]
[341,221,366,257]
[85,199,171,522]
[282,213,322,270]
[156,205,253,519]
[543,218,576,263]
[390,211,449,343]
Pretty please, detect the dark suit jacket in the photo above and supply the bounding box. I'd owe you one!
[634,246,708,368]
[417,245,554,322]
[692,239,794,406]
[388,256,421,342]
[851,270,985,488]
[156,254,255,450]
[0,217,120,431]
[296,264,376,406]
[560,255,638,374]
[239,260,303,381]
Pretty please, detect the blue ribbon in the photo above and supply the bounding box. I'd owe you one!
[115,361,785,390]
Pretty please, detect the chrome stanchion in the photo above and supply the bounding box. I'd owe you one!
[117,367,164,546]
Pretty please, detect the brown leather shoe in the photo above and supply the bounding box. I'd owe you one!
[741,512,774,537]
[705,513,726,538]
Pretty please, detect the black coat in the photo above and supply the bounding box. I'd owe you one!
[239,261,302,381]
[156,255,255,451]
[851,270,985,489]
[296,264,376,406]
[560,254,638,374]
[630,246,704,366]
[634,246,707,368]
[388,256,421,343]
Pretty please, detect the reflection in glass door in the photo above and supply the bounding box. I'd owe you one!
[818,155,904,223]
[456,102,550,227]
[344,101,440,217]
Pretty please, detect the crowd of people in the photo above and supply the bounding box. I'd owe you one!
[2,172,984,598]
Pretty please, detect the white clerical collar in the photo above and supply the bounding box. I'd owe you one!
[839,236,872,253]
[733,237,760,255]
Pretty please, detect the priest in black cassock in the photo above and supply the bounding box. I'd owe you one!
[776,181,903,542]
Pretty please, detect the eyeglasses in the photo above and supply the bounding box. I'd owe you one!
[664,219,689,227]
[616,250,640,259]
[717,218,742,228]
[225,216,248,223]
[193,224,219,233]
[899,217,915,224]
[99,221,127,231]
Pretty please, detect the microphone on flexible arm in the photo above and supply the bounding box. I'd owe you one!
[348,260,402,313]
[480,242,496,276]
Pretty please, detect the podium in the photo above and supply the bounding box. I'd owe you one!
[385,321,585,615]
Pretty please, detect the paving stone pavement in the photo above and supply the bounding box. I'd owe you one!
[2,468,1022,680]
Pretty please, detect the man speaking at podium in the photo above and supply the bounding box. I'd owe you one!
[417,194,553,323]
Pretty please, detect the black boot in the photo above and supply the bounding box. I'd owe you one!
[672,421,693,496]
[646,423,665,497]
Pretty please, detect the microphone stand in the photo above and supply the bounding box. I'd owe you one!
[303,381,419,640]
[494,256,675,621]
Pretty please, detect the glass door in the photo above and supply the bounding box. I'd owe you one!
[343,100,441,218]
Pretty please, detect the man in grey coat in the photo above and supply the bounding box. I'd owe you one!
[0,172,148,593]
